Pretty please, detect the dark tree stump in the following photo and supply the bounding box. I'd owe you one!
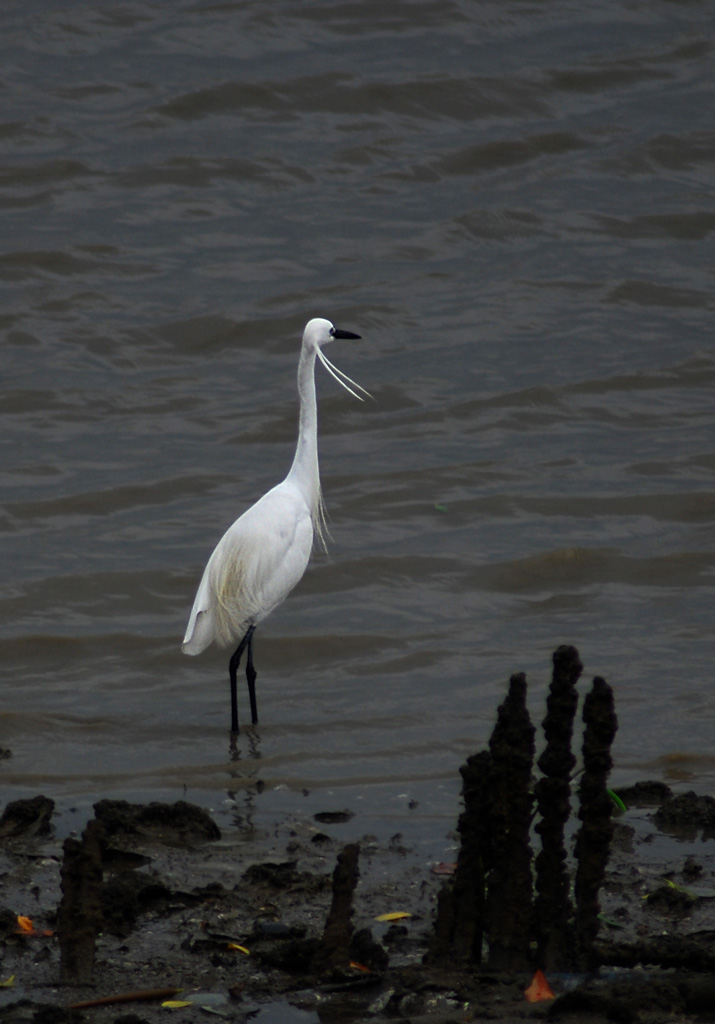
[311,842,360,975]
[575,676,618,967]
[533,645,582,969]
[58,819,105,985]
[485,672,536,970]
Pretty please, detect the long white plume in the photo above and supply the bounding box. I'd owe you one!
[317,348,373,401]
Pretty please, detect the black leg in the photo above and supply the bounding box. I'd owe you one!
[227,626,257,733]
[246,625,258,725]
[229,626,251,733]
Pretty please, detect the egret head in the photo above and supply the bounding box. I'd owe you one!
[303,318,371,401]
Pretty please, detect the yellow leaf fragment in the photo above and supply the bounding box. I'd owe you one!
[374,911,412,922]
[0,975,15,988]
[162,1000,194,1009]
[227,943,250,955]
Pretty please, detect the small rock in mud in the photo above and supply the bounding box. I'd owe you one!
[0,795,55,841]
[314,810,354,824]
[252,919,307,940]
[550,978,681,1022]
[255,935,321,972]
[100,872,174,937]
[645,884,696,914]
[616,780,673,806]
[0,906,20,937]
[654,791,715,838]
[93,799,220,845]
[610,821,635,853]
[383,923,409,944]
[682,856,704,881]
[31,1005,83,1024]
[242,860,325,892]
[351,926,389,972]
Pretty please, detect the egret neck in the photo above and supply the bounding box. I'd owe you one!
[285,341,322,528]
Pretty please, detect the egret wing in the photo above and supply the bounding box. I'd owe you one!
[182,483,314,653]
[182,564,217,655]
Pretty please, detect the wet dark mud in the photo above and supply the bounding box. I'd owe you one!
[3,650,715,1024]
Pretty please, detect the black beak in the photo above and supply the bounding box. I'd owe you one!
[330,327,361,340]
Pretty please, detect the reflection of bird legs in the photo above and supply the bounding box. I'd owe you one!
[229,624,257,733]
[227,725,261,835]
[228,721,261,764]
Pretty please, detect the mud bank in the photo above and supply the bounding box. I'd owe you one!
[3,786,715,1024]
[3,654,715,1023]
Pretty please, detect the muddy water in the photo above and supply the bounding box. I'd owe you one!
[1,1,714,846]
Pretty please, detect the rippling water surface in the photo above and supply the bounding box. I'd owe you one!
[1,0,714,845]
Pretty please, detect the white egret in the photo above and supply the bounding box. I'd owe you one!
[182,317,369,733]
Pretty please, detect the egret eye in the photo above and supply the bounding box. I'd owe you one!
[329,327,336,337]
